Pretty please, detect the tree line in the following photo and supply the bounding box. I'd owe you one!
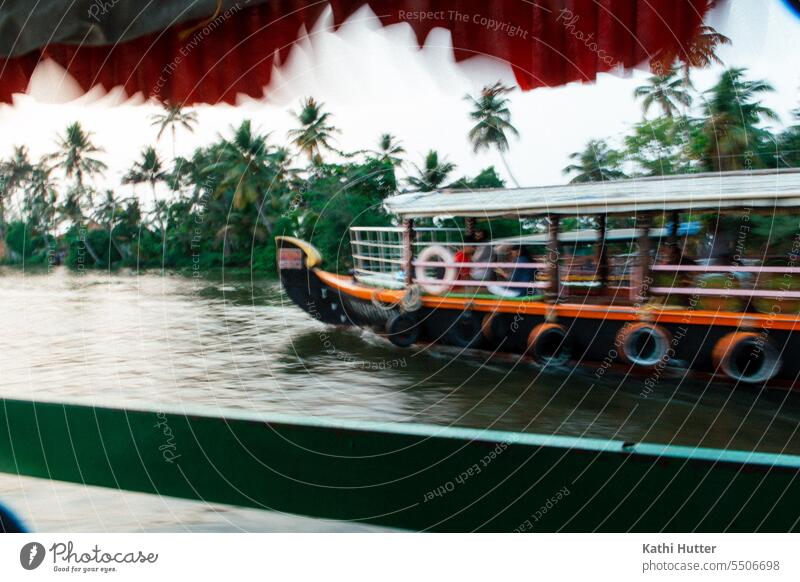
[0,86,514,275]
[1,56,798,276]
[564,66,800,182]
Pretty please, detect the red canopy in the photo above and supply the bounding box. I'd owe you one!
[0,0,714,104]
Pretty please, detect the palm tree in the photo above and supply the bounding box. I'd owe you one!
[287,97,339,164]
[0,146,34,238]
[633,66,693,118]
[213,120,271,207]
[563,139,626,183]
[58,185,103,265]
[47,121,107,265]
[123,146,169,266]
[465,82,520,186]
[700,67,777,172]
[680,25,732,84]
[50,122,107,209]
[209,120,291,236]
[650,24,731,83]
[150,102,199,159]
[25,163,59,233]
[93,189,129,260]
[376,133,405,167]
[407,150,456,191]
[123,146,168,199]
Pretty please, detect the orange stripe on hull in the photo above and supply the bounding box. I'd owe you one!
[313,270,800,332]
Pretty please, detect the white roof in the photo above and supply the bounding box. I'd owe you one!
[384,169,800,218]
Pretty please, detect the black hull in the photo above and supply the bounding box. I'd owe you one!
[277,237,800,390]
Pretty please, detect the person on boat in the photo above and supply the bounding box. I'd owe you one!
[453,236,476,282]
[470,230,496,282]
[499,246,536,298]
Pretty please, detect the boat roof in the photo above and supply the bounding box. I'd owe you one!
[384,169,800,218]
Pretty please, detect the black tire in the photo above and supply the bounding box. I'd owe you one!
[385,313,420,348]
[528,323,571,366]
[446,311,484,349]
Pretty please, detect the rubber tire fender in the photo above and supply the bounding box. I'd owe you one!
[385,312,420,348]
[712,331,781,384]
[446,311,484,349]
[527,323,571,366]
[616,322,671,368]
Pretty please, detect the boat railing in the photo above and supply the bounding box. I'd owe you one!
[649,264,800,300]
[349,226,406,288]
[347,226,800,304]
[349,226,553,294]
[404,235,549,294]
[349,226,640,295]
[349,225,472,287]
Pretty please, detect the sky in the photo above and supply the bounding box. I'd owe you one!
[0,0,799,198]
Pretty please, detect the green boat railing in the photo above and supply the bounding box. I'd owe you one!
[1,398,799,532]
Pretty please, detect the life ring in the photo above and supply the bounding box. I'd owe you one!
[415,245,457,295]
[712,332,781,384]
[617,323,671,367]
[527,323,570,366]
[446,311,484,348]
[385,313,420,348]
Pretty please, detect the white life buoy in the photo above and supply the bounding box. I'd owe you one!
[415,245,457,295]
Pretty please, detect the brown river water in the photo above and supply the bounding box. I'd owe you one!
[1,266,799,531]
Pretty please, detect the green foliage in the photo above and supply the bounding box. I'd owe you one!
[298,158,396,273]
[464,81,520,186]
[63,225,120,269]
[4,220,54,264]
[571,67,795,180]
[776,112,800,168]
[407,150,456,191]
[563,139,626,183]
[632,65,692,118]
[448,166,505,189]
[624,116,698,176]
[699,67,778,172]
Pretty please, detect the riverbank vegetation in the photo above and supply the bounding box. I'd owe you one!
[1,64,799,275]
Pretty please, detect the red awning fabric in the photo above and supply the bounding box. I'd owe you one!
[0,0,714,104]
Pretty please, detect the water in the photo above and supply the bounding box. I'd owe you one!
[2,266,800,530]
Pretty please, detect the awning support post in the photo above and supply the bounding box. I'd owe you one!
[465,217,476,238]
[633,213,653,302]
[403,218,414,287]
[669,210,681,264]
[596,214,609,291]
[547,215,560,302]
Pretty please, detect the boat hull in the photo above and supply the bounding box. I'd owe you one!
[3,397,800,532]
[277,237,800,389]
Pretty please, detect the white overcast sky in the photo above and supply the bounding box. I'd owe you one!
[0,0,798,194]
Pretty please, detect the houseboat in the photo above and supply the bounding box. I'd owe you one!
[278,169,800,389]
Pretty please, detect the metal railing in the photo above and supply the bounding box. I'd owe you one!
[349,226,405,289]
[650,264,800,300]
[348,226,644,297]
[350,226,553,296]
